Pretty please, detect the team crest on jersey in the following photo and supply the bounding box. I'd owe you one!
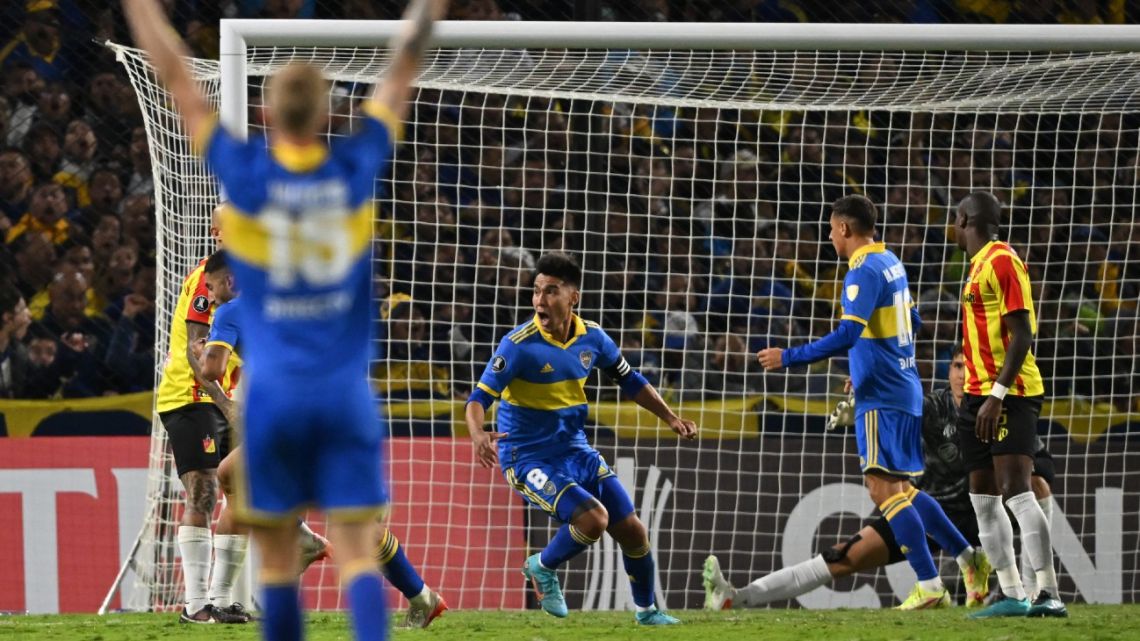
[192,295,209,313]
[846,285,859,301]
[579,350,593,369]
[491,355,506,372]
[202,436,216,454]
[543,481,556,496]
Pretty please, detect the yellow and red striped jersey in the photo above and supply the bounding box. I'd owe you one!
[960,240,1045,397]
[156,260,240,412]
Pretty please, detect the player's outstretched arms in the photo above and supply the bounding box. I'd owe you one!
[122,0,212,138]
[464,401,507,468]
[632,385,697,440]
[757,318,864,372]
[370,0,450,123]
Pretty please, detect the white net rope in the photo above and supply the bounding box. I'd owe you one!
[115,42,1139,612]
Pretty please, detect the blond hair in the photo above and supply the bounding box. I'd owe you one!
[266,64,329,137]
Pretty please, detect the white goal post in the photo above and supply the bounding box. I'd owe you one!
[106,20,1140,614]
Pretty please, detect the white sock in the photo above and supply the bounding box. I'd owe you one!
[178,526,213,612]
[1006,491,1059,594]
[1038,496,1053,525]
[954,546,977,573]
[409,584,432,608]
[970,493,1025,600]
[208,534,249,607]
[735,554,832,607]
[919,577,945,592]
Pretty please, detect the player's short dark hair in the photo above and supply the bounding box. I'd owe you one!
[950,342,964,360]
[535,251,581,288]
[203,250,229,275]
[831,194,877,235]
[958,191,1002,235]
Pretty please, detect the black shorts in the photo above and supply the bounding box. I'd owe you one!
[1032,447,1055,485]
[957,394,1044,472]
[161,403,231,476]
[871,506,982,565]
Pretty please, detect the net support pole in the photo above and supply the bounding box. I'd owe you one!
[219,21,250,137]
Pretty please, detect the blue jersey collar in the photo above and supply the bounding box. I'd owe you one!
[271,140,328,173]
[847,242,885,269]
[535,314,587,349]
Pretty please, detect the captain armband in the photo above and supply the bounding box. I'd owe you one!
[603,357,649,398]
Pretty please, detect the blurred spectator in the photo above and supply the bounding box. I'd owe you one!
[23,122,60,181]
[0,287,32,398]
[54,118,98,206]
[6,181,69,245]
[0,3,69,83]
[104,264,155,392]
[0,148,33,225]
[75,167,122,234]
[125,126,153,196]
[3,63,41,147]
[34,265,112,397]
[34,80,71,131]
[9,231,55,309]
[374,295,450,401]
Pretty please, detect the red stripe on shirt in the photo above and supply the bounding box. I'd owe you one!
[971,281,999,385]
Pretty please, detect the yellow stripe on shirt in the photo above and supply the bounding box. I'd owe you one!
[220,202,372,270]
[502,377,588,411]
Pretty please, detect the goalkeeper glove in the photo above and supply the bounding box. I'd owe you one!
[826,393,855,431]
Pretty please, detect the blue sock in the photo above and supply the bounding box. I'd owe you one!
[260,582,303,641]
[377,530,425,600]
[881,493,938,581]
[906,487,970,558]
[540,524,597,569]
[622,544,656,608]
[346,570,386,641]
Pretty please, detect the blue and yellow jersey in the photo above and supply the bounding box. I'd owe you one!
[205,297,243,358]
[840,243,923,416]
[475,315,623,462]
[196,103,401,379]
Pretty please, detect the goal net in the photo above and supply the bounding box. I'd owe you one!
[111,23,1140,612]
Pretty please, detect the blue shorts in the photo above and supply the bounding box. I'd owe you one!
[237,376,388,525]
[503,448,633,524]
[855,408,923,477]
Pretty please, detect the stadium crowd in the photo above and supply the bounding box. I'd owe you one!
[0,0,1137,416]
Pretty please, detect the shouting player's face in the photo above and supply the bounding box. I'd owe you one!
[533,273,579,339]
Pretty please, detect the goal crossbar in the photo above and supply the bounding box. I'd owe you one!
[219,21,1140,133]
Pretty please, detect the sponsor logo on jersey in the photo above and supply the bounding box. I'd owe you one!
[540,363,554,373]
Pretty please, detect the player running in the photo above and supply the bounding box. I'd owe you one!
[705,344,1055,609]
[954,192,1066,618]
[123,0,447,639]
[199,252,447,629]
[465,252,697,625]
[758,194,989,610]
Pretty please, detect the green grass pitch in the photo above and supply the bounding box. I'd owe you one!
[4,607,1140,641]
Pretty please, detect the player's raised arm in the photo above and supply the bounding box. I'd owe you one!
[121,0,212,139]
[369,0,449,123]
